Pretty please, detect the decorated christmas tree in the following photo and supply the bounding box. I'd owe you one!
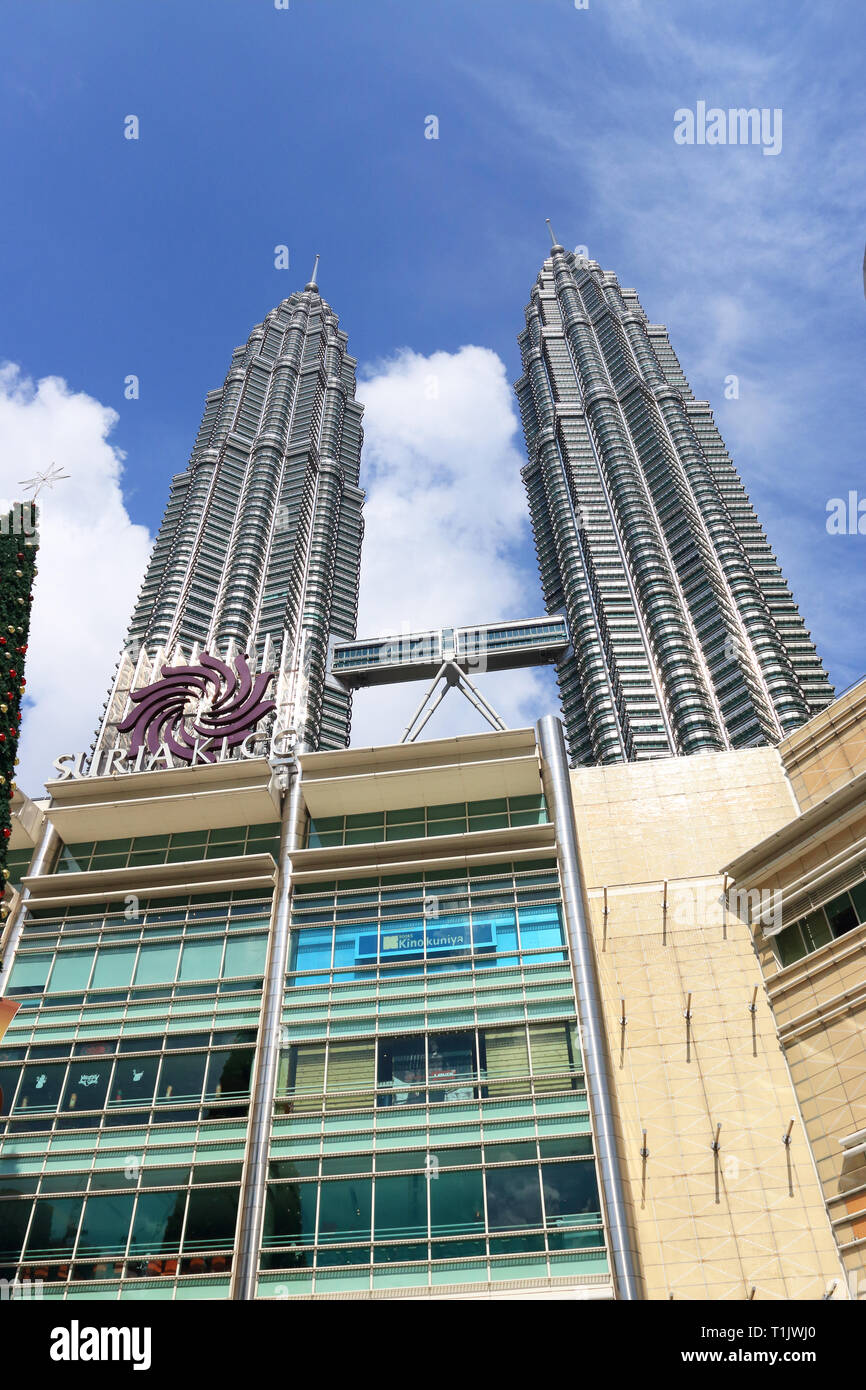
[0,504,38,915]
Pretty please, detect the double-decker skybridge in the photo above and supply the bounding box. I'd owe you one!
[329,616,569,742]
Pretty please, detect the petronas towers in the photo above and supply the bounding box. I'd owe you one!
[516,235,832,765]
[95,242,831,768]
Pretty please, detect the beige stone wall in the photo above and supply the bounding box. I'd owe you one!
[780,984,866,1286]
[781,679,866,810]
[570,749,847,1300]
[737,789,866,1299]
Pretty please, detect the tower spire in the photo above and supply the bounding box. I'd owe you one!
[306,254,320,291]
[546,218,559,248]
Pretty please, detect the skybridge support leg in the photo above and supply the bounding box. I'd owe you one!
[400,662,507,743]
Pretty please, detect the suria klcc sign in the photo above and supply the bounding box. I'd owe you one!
[53,652,283,780]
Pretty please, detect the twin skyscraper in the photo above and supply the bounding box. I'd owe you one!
[97,241,832,768]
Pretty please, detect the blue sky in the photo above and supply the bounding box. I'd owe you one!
[1,0,864,786]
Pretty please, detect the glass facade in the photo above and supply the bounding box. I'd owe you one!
[0,834,611,1300]
[4,846,35,891]
[257,857,609,1296]
[331,619,569,676]
[516,247,833,765]
[307,795,548,848]
[0,875,271,1299]
[54,824,281,874]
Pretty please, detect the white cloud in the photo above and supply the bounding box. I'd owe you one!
[0,365,153,796]
[349,345,557,747]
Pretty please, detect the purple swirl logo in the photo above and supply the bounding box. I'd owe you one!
[117,652,276,764]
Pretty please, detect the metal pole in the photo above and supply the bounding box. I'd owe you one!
[536,714,642,1300]
[455,667,507,731]
[401,663,449,742]
[404,678,450,743]
[0,820,61,993]
[231,763,305,1299]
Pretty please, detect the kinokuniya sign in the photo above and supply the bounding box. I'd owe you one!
[355,920,495,961]
[53,651,287,780]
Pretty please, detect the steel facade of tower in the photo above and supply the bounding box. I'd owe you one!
[95,276,364,758]
[516,242,833,767]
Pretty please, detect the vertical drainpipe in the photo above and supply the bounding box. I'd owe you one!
[536,715,641,1300]
[231,762,305,1300]
[0,820,61,993]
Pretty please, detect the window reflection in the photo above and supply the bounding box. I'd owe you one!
[60,1062,112,1113]
[156,1053,207,1105]
[317,1179,371,1244]
[427,1032,476,1102]
[377,1036,426,1106]
[14,1063,66,1113]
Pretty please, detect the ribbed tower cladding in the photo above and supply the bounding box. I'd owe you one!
[94,270,365,757]
[515,237,834,766]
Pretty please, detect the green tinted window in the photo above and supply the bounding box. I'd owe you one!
[91,947,138,990]
[6,953,51,993]
[135,943,180,985]
[178,939,224,980]
[47,950,95,993]
[223,936,267,978]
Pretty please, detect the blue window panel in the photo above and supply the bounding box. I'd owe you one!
[289,928,332,979]
[472,910,514,952]
[333,923,360,974]
[518,905,565,951]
